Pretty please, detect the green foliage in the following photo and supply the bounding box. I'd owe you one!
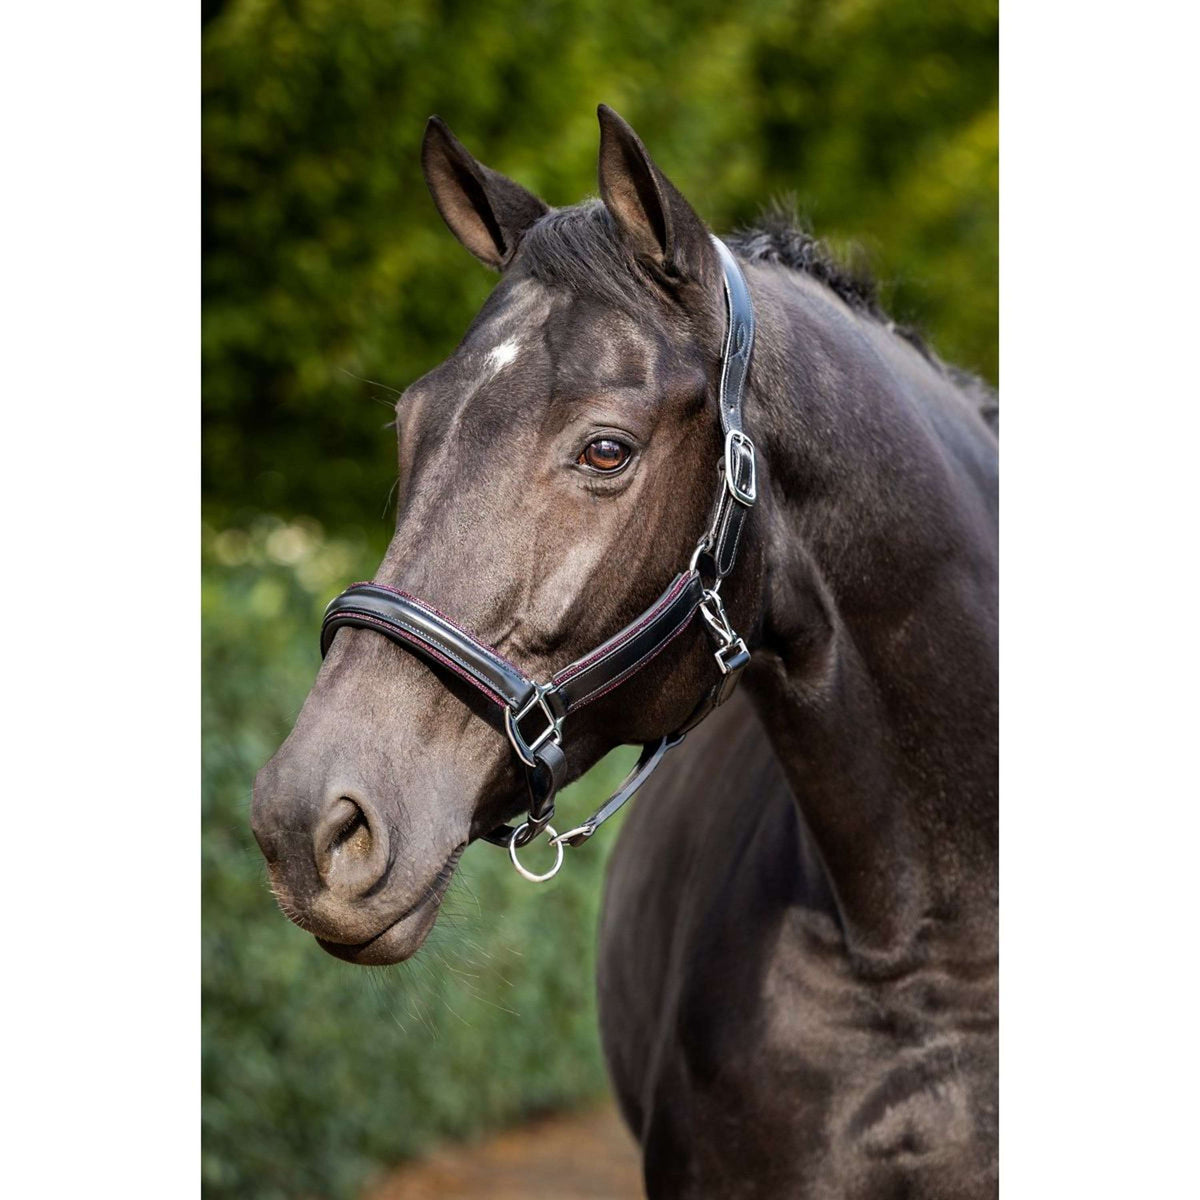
[202,519,638,1199]
[203,0,997,534]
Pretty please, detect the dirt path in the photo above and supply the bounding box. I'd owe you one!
[361,1102,643,1200]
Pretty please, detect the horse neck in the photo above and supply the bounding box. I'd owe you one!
[738,265,998,976]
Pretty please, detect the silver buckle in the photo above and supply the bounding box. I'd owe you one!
[723,430,757,506]
[504,685,562,767]
[714,637,750,676]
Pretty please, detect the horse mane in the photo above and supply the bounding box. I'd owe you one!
[729,207,998,431]
[726,203,930,354]
[518,199,997,431]
[727,204,881,316]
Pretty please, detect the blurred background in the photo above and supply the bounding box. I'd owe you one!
[202,0,997,1196]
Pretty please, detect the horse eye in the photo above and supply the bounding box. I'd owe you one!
[578,438,631,473]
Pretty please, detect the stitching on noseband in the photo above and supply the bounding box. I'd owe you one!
[551,573,694,686]
[326,611,510,710]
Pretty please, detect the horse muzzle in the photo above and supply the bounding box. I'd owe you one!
[251,745,470,963]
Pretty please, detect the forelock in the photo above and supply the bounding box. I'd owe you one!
[514,200,655,316]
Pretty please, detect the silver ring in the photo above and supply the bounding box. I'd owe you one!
[550,823,594,848]
[508,823,565,883]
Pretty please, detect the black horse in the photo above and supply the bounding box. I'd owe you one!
[252,106,998,1197]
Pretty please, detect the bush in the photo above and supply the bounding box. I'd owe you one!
[202,518,637,1199]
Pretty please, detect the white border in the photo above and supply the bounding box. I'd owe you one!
[1,3,198,1193]
[1003,2,1197,1193]
[1,1,1196,1194]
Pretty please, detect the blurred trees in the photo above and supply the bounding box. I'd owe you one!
[203,0,997,538]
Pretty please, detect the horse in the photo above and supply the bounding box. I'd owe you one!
[252,105,998,1198]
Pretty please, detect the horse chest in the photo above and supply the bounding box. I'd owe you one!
[610,901,998,1199]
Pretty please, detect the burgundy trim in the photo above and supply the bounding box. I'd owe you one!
[551,572,696,686]
[348,581,523,674]
[325,610,509,709]
[565,607,698,712]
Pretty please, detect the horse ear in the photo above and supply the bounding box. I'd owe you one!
[421,117,549,271]
[596,104,714,281]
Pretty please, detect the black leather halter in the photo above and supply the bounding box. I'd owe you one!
[320,237,757,878]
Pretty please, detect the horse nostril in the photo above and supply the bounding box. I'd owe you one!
[314,795,390,897]
[330,800,370,854]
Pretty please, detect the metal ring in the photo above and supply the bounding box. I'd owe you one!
[549,823,594,848]
[508,822,565,883]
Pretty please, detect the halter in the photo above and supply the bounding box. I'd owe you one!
[320,237,757,881]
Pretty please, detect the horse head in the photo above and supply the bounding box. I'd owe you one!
[252,108,763,964]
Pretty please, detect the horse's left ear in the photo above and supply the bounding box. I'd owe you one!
[422,116,549,270]
[596,104,716,283]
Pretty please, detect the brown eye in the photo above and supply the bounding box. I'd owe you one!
[578,438,632,473]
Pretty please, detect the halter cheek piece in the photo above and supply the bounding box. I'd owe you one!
[320,237,757,881]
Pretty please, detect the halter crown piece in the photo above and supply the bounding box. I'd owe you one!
[320,236,757,881]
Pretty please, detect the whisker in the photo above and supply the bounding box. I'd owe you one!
[380,475,401,520]
[336,365,405,399]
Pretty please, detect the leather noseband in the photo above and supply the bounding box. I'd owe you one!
[320,236,758,876]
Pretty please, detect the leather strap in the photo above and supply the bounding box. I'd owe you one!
[550,572,703,714]
[484,733,683,850]
[714,237,755,440]
[321,571,704,730]
[318,235,758,861]
[322,583,537,711]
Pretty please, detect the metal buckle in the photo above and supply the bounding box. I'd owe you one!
[504,685,562,768]
[715,637,750,676]
[689,533,719,591]
[723,430,757,506]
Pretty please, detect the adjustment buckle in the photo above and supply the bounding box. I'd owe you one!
[723,430,757,507]
[714,637,750,706]
[715,637,750,677]
[504,685,563,768]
